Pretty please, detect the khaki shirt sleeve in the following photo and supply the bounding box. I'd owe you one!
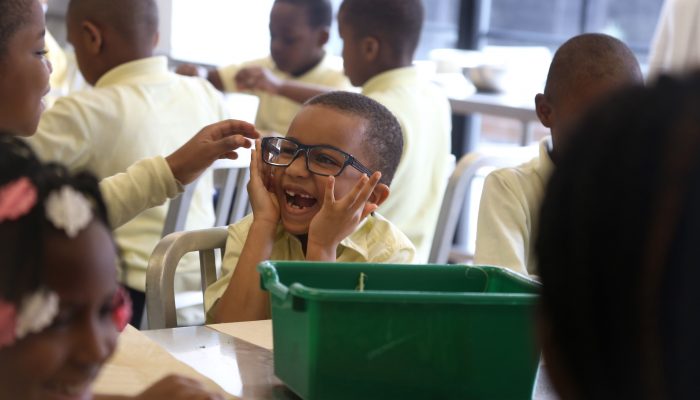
[473,172,530,276]
[204,216,251,320]
[100,156,182,228]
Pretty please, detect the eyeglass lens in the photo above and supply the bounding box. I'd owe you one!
[264,138,349,176]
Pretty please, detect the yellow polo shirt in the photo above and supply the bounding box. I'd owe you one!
[474,137,555,276]
[203,212,416,314]
[217,54,352,135]
[28,56,228,293]
[45,30,67,107]
[362,67,453,263]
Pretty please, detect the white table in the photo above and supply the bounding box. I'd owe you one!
[138,320,558,400]
[449,92,539,146]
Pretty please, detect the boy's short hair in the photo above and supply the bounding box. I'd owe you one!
[305,91,403,186]
[275,0,333,28]
[0,0,33,58]
[544,33,642,102]
[339,0,424,60]
[68,0,158,45]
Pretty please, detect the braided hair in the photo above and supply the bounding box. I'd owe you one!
[0,136,110,304]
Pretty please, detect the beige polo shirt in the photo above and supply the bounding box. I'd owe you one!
[217,54,352,135]
[28,56,228,292]
[362,67,453,263]
[204,212,416,316]
[474,137,555,276]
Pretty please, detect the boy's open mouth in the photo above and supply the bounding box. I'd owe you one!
[285,190,317,210]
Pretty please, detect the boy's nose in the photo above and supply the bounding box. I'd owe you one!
[285,153,310,177]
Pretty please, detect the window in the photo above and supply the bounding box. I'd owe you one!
[484,0,665,59]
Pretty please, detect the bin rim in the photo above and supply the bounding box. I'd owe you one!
[257,261,540,305]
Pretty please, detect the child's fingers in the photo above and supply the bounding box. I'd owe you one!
[324,175,336,205]
[360,203,379,220]
[338,174,369,208]
[349,172,381,209]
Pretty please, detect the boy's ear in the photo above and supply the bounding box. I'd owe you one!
[368,182,390,208]
[535,93,553,128]
[361,36,380,62]
[152,31,160,49]
[316,27,330,47]
[81,20,103,55]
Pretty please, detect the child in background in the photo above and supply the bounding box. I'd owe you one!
[536,72,700,399]
[205,91,415,323]
[177,0,351,136]
[248,0,453,262]
[0,0,259,231]
[474,33,643,276]
[27,0,238,325]
[0,137,224,400]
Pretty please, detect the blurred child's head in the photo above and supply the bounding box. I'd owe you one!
[535,73,700,399]
[535,33,642,161]
[0,0,52,136]
[269,0,332,76]
[261,91,402,235]
[338,0,423,86]
[0,136,129,400]
[66,0,159,85]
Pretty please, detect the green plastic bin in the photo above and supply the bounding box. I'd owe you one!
[258,261,542,400]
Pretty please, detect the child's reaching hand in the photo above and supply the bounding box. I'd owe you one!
[306,172,382,261]
[96,375,225,399]
[133,375,225,400]
[235,66,282,94]
[247,140,280,227]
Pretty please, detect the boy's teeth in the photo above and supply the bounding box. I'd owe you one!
[285,190,313,199]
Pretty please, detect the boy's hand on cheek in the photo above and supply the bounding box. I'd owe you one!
[247,142,280,228]
[307,172,381,261]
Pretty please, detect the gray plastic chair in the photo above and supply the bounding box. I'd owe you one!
[428,149,536,264]
[146,227,228,329]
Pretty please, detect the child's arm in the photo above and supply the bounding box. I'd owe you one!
[94,375,224,400]
[306,172,382,261]
[235,66,331,104]
[175,63,226,92]
[102,120,259,228]
[214,142,279,322]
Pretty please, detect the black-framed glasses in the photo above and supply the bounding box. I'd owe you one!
[261,137,373,177]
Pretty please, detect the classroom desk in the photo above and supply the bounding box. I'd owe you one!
[448,91,539,146]
[137,320,559,400]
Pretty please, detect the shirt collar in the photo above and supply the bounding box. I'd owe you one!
[537,136,555,180]
[277,216,372,261]
[95,56,169,88]
[362,66,418,94]
[273,52,332,80]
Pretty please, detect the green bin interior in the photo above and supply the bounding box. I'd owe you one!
[258,261,542,400]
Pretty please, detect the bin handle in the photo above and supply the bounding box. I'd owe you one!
[267,280,289,300]
[258,262,290,300]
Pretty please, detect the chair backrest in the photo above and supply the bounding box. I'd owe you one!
[428,148,536,264]
[146,227,229,329]
[211,158,251,226]
[161,157,251,239]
